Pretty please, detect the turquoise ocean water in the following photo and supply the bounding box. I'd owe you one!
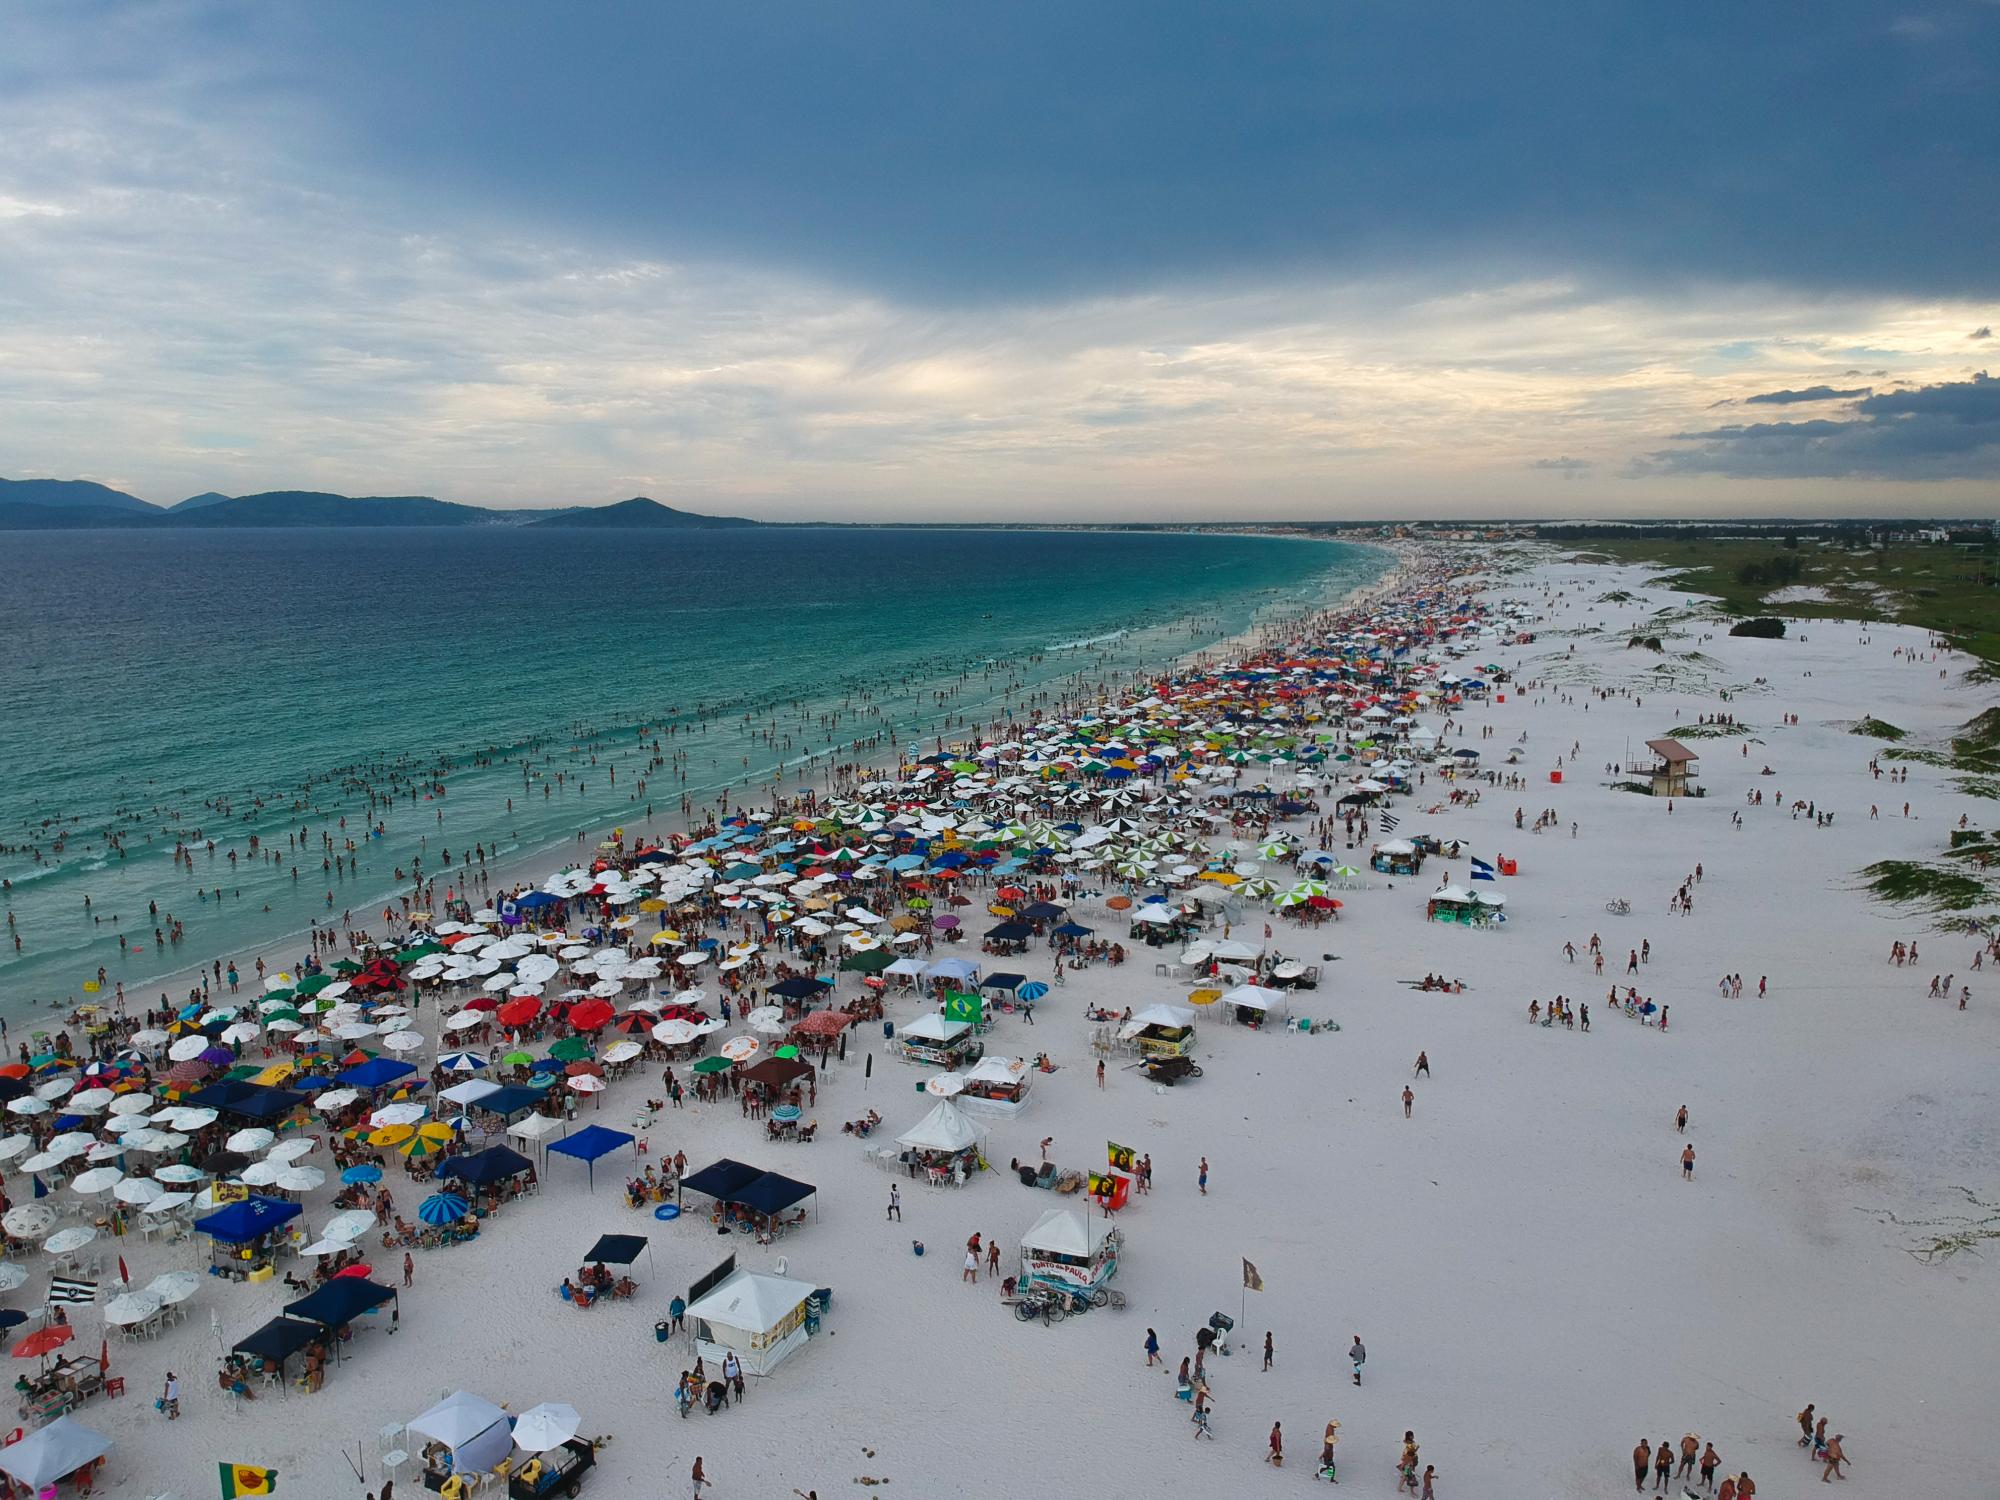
[0,526,1383,1011]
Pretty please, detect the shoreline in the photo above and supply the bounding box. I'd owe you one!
[38,537,1398,1015]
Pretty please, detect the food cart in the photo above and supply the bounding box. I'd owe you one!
[1370,838,1424,876]
[1018,1207,1121,1297]
[897,1013,983,1069]
[1120,1003,1197,1060]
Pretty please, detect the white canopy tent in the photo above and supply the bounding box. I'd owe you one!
[894,1098,983,1155]
[0,1416,109,1491]
[900,1013,972,1044]
[684,1269,821,1377]
[407,1389,514,1474]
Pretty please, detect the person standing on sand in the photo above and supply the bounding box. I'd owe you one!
[1797,1403,1816,1446]
[1654,1440,1673,1492]
[1402,1085,1415,1118]
[1263,1330,1273,1370]
[1735,1471,1756,1500]
[1682,1143,1696,1179]
[1198,1157,1208,1195]
[1678,1433,1699,1480]
[1700,1443,1721,1491]
[962,1248,978,1283]
[1676,1104,1689,1134]
[1633,1438,1651,1491]
[886,1184,900,1221]
[1096,1059,1105,1088]
[1349,1335,1365,1386]
[1421,1463,1436,1499]
[1716,1476,1736,1500]
[986,1237,1000,1277]
[1144,1328,1161,1366]
[1267,1420,1283,1466]
[1414,1050,1429,1078]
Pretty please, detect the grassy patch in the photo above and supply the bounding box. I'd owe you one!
[1670,722,1754,740]
[1883,747,1953,767]
[1851,717,1906,741]
[1572,537,2000,668]
[1956,777,2000,801]
[1859,859,1993,911]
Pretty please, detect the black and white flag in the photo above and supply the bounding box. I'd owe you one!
[48,1275,97,1305]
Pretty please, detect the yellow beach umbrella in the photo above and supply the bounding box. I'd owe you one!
[1187,989,1223,1006]
[368,1124,414,1147]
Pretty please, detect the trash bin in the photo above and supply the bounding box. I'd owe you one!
[655,1321,671,1343]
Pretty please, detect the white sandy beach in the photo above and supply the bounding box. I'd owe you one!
[10,545,1994,1500]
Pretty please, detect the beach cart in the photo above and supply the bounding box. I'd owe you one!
[507,1438,595,1499]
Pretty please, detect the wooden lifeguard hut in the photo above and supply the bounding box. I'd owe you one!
[1631,737,1700,797]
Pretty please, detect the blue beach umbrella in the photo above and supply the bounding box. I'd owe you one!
[417,1192,470,1225]
[437,1053,486,1072]
[341,1164,383,1185]
[1016,982,1049,1002]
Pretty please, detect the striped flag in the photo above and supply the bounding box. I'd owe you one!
[1378,812,1400,832]
[1469,856,1495,881]
[48,1275,97,1305]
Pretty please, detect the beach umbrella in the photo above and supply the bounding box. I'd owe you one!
[1017,981,1049,1002]
[417,1192,469,1225]
[0,1136,29,1164]
[381,1031,426,1054]
[33,1079,75,1103]
[166,1036,209,1062]
[113,1178,164,1207]
[240,1160,285,1187]
[2,1205,55,1238]
[546,1038,591,1063]
[321,1209,376,1243]
[275,1166,326,1193]
[314,1088,361,1113]
[368,1125,415,1148]
[0,1264,25,1292]
[65,1088,117,1115]
[690,1056,733,1075]
[68,1167,123,1197]
[225,1128,275,1154]
[107,1095,153,1116]
[437,1052,486,1072]
[773,1045,801,1061]
[370,1103,428,1129]
[399,1124,454,1158]
[103,1291,160,1327]
[144,1270,201,1304]
[43,1226,97,1256]
[267,1138,316,1164]
[568,1076,605,1094]
[512,1402,581,1453]
[6,1098,49,1117]
[154,1164,205,1184]
[341,1163,384,1185]
[11,1325,72,1359]
[601,1040,642,1065]
[926,1073,965,1097]
[719,1036,759,1063]
[651,1019,698,1046]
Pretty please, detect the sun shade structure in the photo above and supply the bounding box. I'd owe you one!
[733,1171,815,1219]
[437,1145,534,1186]
[336,1057,417,1090]
[0,1416,110,1491]
[408,1389,514,1474]
[232,1316,322,1366]
[678,1158,762,1203]
[194,1196,301,1243]
[545,1124,634,1190]
[683,1269,823,1376]
[582,1232,648,1266]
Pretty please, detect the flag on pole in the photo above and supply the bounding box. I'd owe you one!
[1378,812,1400,832]
[48,1275,98,1305]
[1242,1258,1264,1292]
[117,1255,130,1286]
[219,1462,278,1497]
[1469,856,1495,881]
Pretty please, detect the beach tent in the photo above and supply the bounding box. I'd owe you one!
[895,1098,983,1155]
[438,1079,502,1109]
[438,1145,534,1187]
[224,1085,308,1120]
[507,1113,568,1147]
[546,1124,634,1191]
[583,1232,649,1267]
[481,1085,552,1120]
[956,1054,1033,1116]
[734,1171,816,1220]
[901,1014,971,1043]
[922,957,980,983]
[0,1416,110,1492]
[194,1196,301,1244]
[1018,1207,1122,1294]
[232,1315,321,1367]
[679,1159,763,1207]
[684,1269,821,1376]
[1226,984,1291,1024]
[409,1390,514,1475]
[285,1277,397,1329]
[337,1057,418,1091]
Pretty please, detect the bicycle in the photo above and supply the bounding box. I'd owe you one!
[1604,898,1631,915]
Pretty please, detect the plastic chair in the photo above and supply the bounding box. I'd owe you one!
[378,1422,406,1457]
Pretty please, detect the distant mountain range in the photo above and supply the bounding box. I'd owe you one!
[0,477,760,529]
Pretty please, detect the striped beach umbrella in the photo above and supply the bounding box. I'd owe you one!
[417,1192,469,1225]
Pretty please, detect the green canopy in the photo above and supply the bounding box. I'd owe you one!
[294,974,335,995]
[839,948,894,974]
[691,1055,734,1075]
[773,1045,801,1060]
[397,943,443,962]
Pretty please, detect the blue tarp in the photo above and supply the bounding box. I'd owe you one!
[284,1277,397,1327]
[335,1057,417,1090]
[194,1196,302,1244]
[437,1146,534,1186]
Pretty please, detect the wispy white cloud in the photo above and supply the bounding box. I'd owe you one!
[0,76,1995,517]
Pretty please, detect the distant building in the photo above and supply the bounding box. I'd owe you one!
[1629,737,1700,797]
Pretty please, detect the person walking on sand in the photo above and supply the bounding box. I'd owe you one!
[1402,1086,1415,1118]
[1820,1434,1848,1482]
[887,1184,900,1221]
[986,1237,1000,1277]
[1349,1335,1365,1386]
[1144,1327,1161,1366]
[1320,1418,1341,1480]
[403,1251,414,1288]
[1682,1143,1696,1179]
[1198,1157,1208,1195]
[161,1371,179,1420]
[1797,1403,1816,1447]
[1414,1050,1429,1078]
[1267,1420,1283,1466]
[1676,1104,1689,1134]
[962,1247,978,1283]
[1633,1438,1652,1492]
[691,1456,709,1498]
[1263,1330,1274,1370]
[1421,1463,1436,1499]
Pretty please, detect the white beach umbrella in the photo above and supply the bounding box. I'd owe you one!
[225,1128,275,1154]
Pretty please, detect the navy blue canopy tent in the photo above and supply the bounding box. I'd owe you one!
[1017,901,1066,921]
[768,977,830,1001]
[1052,921,1093,938]
[472,1085,548,1120]
[677,1158,761,1206]
[512,891,561,910]
[734,1171,816,1221]
[985,921,1032,943]
[184,1080,258,1112]
[284,1277,397,1328]
[437,1145,534,1186]
[194,1196,301,1244]
[545,1124,634,1192]
[336,1057,417,1091]
[582,1233,651,1274]
[227,1085,307,1120]
[233,1316,321,1367]
[981,972,1025,992]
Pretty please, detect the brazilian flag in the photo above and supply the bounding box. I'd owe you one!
[219,1463,277,1497]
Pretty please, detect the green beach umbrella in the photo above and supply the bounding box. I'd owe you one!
[774,1045,801,1060]
[295,974,335,995]
[691,1055,733,1075]
[547,1038,591,1062]
[501,1051,534,1068]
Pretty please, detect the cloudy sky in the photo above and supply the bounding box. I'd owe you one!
[3,2,1996,519]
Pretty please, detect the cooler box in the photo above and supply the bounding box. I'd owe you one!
[1498,857,1518,876]
[1548,769,1563,783]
